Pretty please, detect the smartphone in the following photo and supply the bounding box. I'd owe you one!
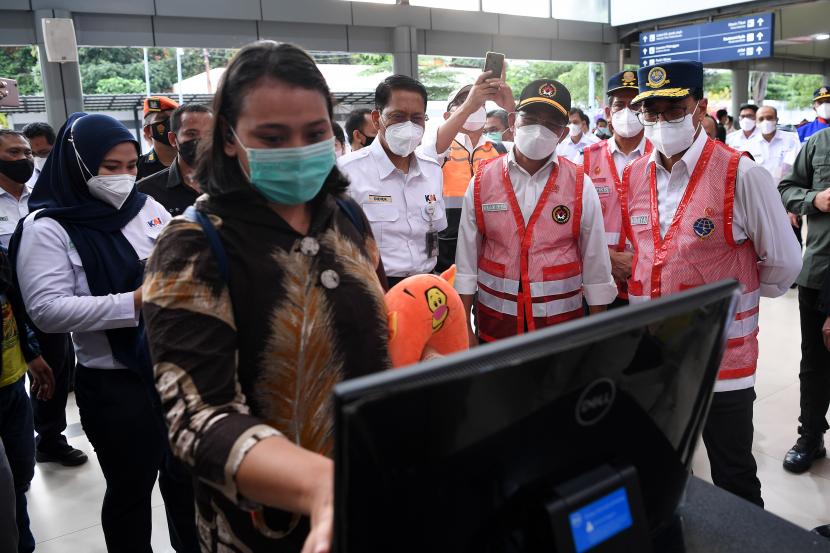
[0,78,20,108]
[484,52,505,79]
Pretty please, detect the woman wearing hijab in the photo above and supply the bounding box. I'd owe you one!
[142,41,391,553]
[10,113,198,553]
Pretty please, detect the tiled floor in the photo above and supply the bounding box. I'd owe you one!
[24,289,830,551]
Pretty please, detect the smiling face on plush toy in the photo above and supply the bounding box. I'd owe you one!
[426,286,449,332]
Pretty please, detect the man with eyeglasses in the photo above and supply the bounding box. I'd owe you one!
[582,70,653,308]
[422,71,514,272]
[454,79,616,346]
[726,103,760,151]
[337,75,446,287]
[621,61,801,507]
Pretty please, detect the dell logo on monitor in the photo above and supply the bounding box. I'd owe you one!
[575,378,617,426]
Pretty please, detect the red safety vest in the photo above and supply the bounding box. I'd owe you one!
[583,138,653,300]
[474,155,584,342]
[621,138,760,383]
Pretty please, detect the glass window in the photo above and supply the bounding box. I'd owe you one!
[410,0,480,9]
[483,0,550,18]
[552,0,609,23]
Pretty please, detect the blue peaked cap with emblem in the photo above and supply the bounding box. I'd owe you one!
[607,70,639,96]
[632,60,703,105]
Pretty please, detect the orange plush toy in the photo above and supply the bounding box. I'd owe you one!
[386,265,469,368]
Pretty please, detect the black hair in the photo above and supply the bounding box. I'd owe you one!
[345,108,372,142]
[170,103,212,134]
[487,109,509,128]
[716,108,728,118]
[739,103,759,114]
[197,40,348,199]
[21,122,56,145]
[374,74,428,112]
[596,118,607,125]
[332,121,346,146]
[0,129,27,148]
[569,107,585,118]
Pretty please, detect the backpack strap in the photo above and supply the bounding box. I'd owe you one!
[335,197,366,235]
[183,206,229,283]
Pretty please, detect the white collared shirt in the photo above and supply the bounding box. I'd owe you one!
[16,198,171,370]
[725,126,759,150]
[556,132,601,163]
[455,149,617,305]
[338,138,448,277]
[607,135,649,180]
[0,184,32,249]
[745,129,802,181]
[25,166,40,190]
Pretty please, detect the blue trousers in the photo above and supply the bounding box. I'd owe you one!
[0,377,35,553]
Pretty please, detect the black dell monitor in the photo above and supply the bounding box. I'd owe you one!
[333,280,740,553]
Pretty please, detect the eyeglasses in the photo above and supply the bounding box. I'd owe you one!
[514,112,566,133]
[381,112,429,127]
[636,105,695,126]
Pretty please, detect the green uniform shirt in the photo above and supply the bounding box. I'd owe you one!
[779,127,830,289]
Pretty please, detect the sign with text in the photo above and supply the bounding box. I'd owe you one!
[639,13,774,66]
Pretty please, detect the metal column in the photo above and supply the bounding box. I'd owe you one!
[392,26,418,79]
[730,68,749,126]
[35,9,83,129]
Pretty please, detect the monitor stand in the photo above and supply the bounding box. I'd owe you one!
[546,464,652,553]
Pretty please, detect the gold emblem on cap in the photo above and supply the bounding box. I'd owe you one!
[647,67,669,89]
[622,71,636,86]
[539,83,557,98]
[156,123,165,133]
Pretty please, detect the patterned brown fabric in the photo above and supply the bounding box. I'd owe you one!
[143,192,391,552]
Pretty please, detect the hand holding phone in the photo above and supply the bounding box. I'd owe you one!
[484,52,505,80]
[0,78,20,108]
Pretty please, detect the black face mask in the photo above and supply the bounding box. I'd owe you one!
[360,131,375,147]
[177,138,200,166]
[0,158,34,184]
[150,118,172,146]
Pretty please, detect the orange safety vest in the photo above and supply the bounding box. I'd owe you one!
[442,139,502,208]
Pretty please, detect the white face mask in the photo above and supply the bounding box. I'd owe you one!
[514,124,560,160]
[86,174,136,210]
[568,123,582,138]
[759,120,777,135]
[383,121,424,157]
[817,103,830,120]
[611,108,643,139]
[739,117,756,132]
[643,104,701,158]
[462,107,487,132]
[34,156,47,172]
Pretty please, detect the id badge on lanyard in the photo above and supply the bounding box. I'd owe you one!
[425,203,439,258]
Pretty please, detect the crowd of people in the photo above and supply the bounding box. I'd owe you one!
[0,40,829,552]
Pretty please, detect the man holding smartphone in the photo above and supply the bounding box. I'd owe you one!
[454,79,616,345]
[422,56,515,272]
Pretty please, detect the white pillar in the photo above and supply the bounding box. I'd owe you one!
[731,69,749,125]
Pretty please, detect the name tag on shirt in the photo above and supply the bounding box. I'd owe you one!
[595,185,611,195]
[368,194,393,203]
[483,203,508,212]
[630,215,649,226]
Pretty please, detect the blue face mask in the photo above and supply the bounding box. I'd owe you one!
[232,127,336,205]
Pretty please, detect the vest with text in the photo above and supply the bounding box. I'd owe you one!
[621,138,759,382]
[474,155,584,342]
